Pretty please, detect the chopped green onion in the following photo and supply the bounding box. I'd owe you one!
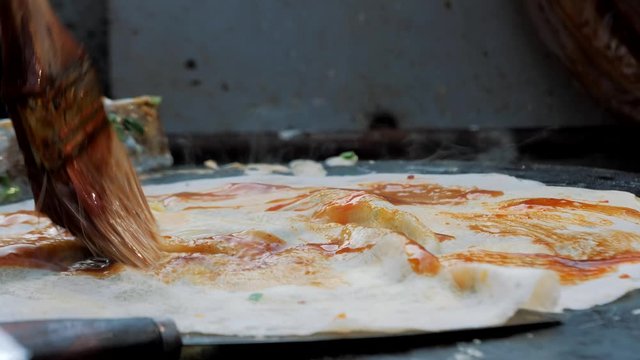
[113,124,127,141]
[0,176,21,203]
[107,113,120,124]
[148,96,162,106]
[123,117,145,136]
[340,151,357,160]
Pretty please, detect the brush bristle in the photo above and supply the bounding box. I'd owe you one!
[52,122,163,267]
[0,0,162,267]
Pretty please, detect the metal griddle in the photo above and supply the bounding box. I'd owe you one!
[3,160,640,359]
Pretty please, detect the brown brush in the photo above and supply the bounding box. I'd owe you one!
[0,0,162,267]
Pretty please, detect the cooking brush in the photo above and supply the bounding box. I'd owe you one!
[0,0,162,267]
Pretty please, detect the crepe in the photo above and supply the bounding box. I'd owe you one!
[0,173,639,336]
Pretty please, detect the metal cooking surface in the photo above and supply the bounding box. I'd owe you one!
[143,160,640,194]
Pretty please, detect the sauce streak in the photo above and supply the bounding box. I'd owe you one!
[313,192,435,243]
[313,192,371,224]
[454,197,640,260]
[0,240,90,271]
[364,182,503,205]
[307,227,376,254]
[265,182,503,213]
[155,191,236,205]
[443,250,640,284]
[405,240,440,275]
[306,242,375,255]
[501,198,640,222]
[161,230,286,259]
[153,183,293,206]
[336,245,375,254]
[182,205,242,211]
[266,191,319,211]
[435,233,455,242]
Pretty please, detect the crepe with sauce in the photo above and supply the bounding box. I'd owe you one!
[0,173,639,336]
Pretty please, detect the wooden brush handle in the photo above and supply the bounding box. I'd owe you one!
[0,0,109,170]
[0,0,79,94]
[1,1,163,267]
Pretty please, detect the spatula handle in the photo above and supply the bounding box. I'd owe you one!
[0,318,182,360]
